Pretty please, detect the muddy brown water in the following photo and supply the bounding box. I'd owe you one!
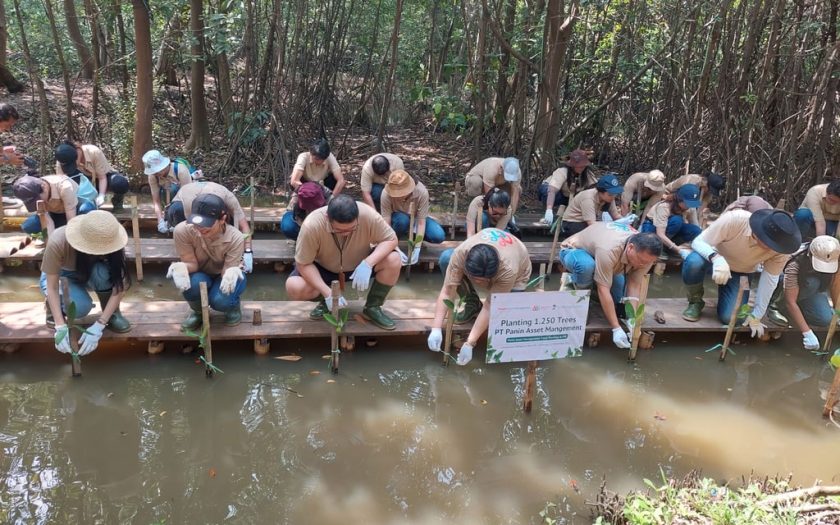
[1,266,839,524]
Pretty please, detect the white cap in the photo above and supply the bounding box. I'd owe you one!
[142,150,170,176]
[809,235,840,273]
[503,157,520,182]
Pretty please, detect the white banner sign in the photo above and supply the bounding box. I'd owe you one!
[486,290,590,363]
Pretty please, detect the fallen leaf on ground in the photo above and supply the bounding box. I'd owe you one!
[354,314,368,325]
[209,468,217,479]
[275,355,302,361]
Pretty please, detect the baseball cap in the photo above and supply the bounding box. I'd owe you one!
[675,184,702,208]
[54,143,79,174]
[12,175,44,212]
[503,157,520,182]
[707,172,725,196]
[596,174,623,195]
[644,170,666,192]
[188,193,226,228]
[809,236,840,273]
[297,182,326,212]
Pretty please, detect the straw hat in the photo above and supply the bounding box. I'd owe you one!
[65,210,128,255]
[386,169,416,198]
[644,170,666,192]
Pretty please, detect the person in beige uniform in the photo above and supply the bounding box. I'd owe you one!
[681,209,800,329]
[428,228,531,365]
[465,188,512,236]
[41,211,132,356]
[559,223,661,349]
[285,194,400,330]
[167,194,247,328]
[620,170,666,220]
[0,103,25,167]
[142,149,198,233]
[664,172,725,225]
[723,195,772,214]
[464,157,522,215]
[561,174,631,236]
[360,153,404,210]
[14,174,81,235]
[289,139,346,195]
[538,149,598,225]
[794,181,840,239]
[55,141,130,210]
[165,181,254,272]
[381,170,446,266]
[640,184,702,256]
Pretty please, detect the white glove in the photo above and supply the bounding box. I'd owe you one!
[544,209,553,225]
[95,194,106,207]
[220,267,244,295]
[191,169,204,180]
[324,294,348,310]
[612,327,631,349]
[242,251,254,273]
[397,248,409,266]
[350,260,373,291]
[802,330,819,350]
[54,325,73,354]
[614,213,637,225]
[410,246,421,265]
[78,321,106,356]
[742,315,766,338]
[456,342,473,365]
[166,262,191,291]
[711,257,731,285]
[157,218,170,234]
[427,328,442,351]
[678,248,692,260]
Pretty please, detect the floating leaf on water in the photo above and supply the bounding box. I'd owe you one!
[480,399,488,405]
[159,411,167,417]
[321,355,331,360]
[275,355,302,362]
[309,370,321,375]
[209,468,217,479]
[107,392,115,398]
[326,379,336,384]
[694,356,703,360]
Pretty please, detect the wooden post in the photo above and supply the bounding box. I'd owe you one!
[36,200,48,236]
[523,360,537,413]
[547,207,563,280]
[822,366,840,418]
[628,273,651,361]
[199,281,214,376]
[165,187,171,206]
[129,195,144,281]
[450,182,459,240]
[537,263,546,291]
[720,276,749,361]
[442,301,455,367]
[774,198,786,210]
[60,277,82,377]
[249,175,256,234]
[330,280,341,373]
[406,201,416,281]
[821,287,840,353]
[252,308,269,354]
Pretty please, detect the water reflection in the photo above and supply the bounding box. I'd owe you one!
[1,336,838,524]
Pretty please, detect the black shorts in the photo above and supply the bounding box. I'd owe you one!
[290,261,346,285]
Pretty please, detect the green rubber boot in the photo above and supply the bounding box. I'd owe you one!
[681,283,705,322]
[224,306,242,326]
[96,291,132,333]
[766,283,788,326]
[362,280,396,330]
[455,279,482,324]
[309,298,329,320]
[111,193,125,212]
[181,301,203,331]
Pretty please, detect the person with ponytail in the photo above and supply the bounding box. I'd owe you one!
[466,187,512,237]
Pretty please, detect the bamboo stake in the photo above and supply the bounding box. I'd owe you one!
[60,276,82,377]
[821,286,840,353]
[199,281,214,376]
[330,280,340,373]
[720,276,750,361]
[475,202,482,235]
[406,201,416,281]
[165,187,171,206]
[36,200,48,236]
[450,182,459,240]
[249,175,256,234]
[523,360,537,413]
[822,366,840,418]
[547,205,566,280]
[129,195,143,281]
[442,301,455,367]
[628,273,651,361]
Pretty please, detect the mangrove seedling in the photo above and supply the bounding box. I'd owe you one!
[184,324,225,374]
[324,308,350,371]
[55,299,86,376]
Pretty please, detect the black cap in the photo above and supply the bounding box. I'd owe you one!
[749,209,801,254]
[707,172,725,196]
[12,175,44,212]
[54,143,79,174]
[188,194,226,228]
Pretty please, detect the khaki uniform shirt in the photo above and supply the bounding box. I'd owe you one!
[465,157,521,196]
[293,152,341,184]
[173,222,245,275]
[700,210,789,274]
[622,172,663,219]
[665,174,712,208]
[648,199,689,229]
[563,187,618,223]
[360,153,404,192]
[41,175,79,214]
[466,195,511,230]
[148,160,193,194]
[40,226,77,274]
[172,181,246,226]
[800,184,840,222]
[561,222,650,287]
[381,181,431,224]
[295,201,397,273]
[55,144,114,183]
[542,166,599,196]
[444,229,531,292]
[723,196,772,214]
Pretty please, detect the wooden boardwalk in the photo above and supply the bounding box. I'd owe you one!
[0,298,792,348]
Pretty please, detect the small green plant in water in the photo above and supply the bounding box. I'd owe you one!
[526,273,548,290]
[406,234,424,254]
[55,299,92,365]
[441,296,464,363]
[830,349,840,370]
[624,301,645,340]
[184,324,224,374]
[323,308,350,370]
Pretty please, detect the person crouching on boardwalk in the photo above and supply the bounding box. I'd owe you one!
[167,194,247,329]
[285,194,401,330]
[42,211,132,356]
[681,209,801,337]
[558,223,662,349]
[428,228,531,365]
[640,184,703,257]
